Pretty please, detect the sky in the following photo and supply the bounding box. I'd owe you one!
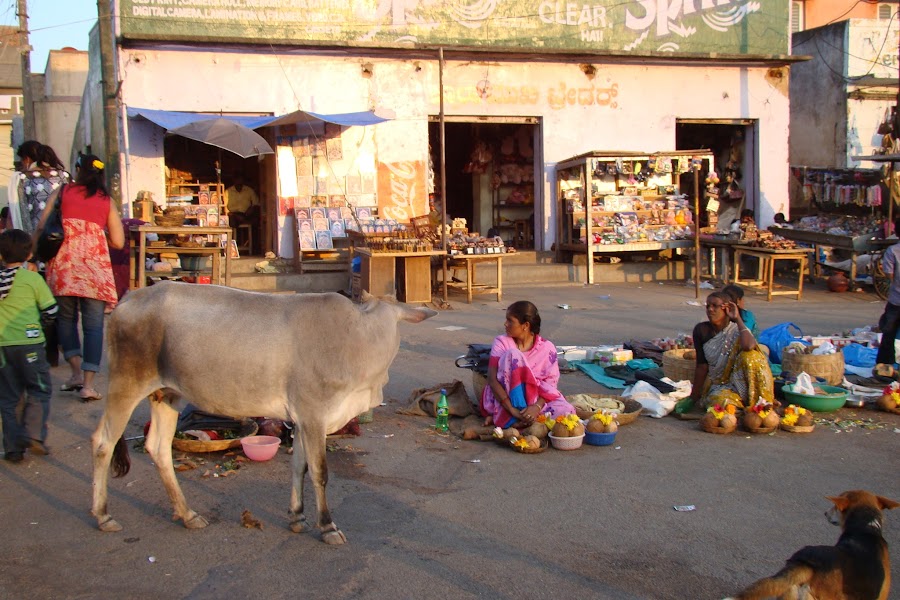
[2,0,98,73]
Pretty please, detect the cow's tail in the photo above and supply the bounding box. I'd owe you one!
[111,437,131,478]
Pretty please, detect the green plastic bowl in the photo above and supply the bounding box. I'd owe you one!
[782,384,847,412]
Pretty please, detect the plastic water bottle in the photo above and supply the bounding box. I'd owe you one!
[435,389,449,432]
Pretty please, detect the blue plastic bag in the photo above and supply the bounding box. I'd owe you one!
[841,343,877,368]
[758,322,808,364]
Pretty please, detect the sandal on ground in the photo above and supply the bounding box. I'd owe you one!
[79,388,103,402]
[60,379,84,392]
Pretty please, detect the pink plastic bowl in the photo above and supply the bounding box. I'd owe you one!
[240,435,280,461]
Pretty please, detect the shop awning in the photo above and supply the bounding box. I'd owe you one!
[126,107,394,131]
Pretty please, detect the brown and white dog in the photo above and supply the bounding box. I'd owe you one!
[725,490,899,600]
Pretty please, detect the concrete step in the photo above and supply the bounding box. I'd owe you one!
[225,252,693,292]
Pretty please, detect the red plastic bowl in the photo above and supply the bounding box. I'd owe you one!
[240,435,280,461]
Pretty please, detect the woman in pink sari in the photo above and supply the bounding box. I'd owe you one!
[481,301,576,428]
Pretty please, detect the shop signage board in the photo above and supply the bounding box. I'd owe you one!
[119,0,789,57]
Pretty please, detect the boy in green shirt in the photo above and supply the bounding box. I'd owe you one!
[0,229,57,462]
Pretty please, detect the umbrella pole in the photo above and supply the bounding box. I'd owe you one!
[694,159,701,299]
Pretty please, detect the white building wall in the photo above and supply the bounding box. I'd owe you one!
[117,47,790,253]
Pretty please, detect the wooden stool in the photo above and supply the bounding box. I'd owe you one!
[234,224,253,253]
[513,220,532,248]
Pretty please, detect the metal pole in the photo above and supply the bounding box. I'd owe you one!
[439,47,448,303]
[98,0,121,206]
[17,0,35,140]
[694,159,701,299]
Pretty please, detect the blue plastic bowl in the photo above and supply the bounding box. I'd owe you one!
[584,430,617,446]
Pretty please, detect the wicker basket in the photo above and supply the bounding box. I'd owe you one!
[780,423,815,433]
[574,397,642,425]
[781,351,844,385]
[510,438,548,454]
[662,349,697,382]
[171,420,258,453]
[548,433,584,450]
[155,212,186,227]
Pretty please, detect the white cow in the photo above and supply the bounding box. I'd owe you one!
[91,282,436,544]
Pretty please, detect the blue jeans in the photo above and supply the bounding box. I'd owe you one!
[876,301,900,366]
[56,296,106,372]
[0,344,52,452]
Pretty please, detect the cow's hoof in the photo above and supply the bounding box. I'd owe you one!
[182,513,209,529]
[322,528,347,545]
[289,519,306,534]
[97,516,122,532]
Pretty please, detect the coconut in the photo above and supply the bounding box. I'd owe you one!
[524,435,541,449]
[796,411,814,426]
[570,422,585,437]
[586,419,605,433]
[683,349,696,360]
[605,421,618,433]
[503,428,519,440]
[743,411,763,430]
[551,422,570,437]
[523,422,549,439]
[719,413,737,430]
[877,394,896,412]
[875,364,895,378]
[699,412,719,430]
[762,410,780,428]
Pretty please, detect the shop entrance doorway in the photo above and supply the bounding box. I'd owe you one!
[164,136,268,254]
[676,120,758,231]
[428,118,540,249]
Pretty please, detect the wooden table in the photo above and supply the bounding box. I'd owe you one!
[355,248,445,303]
[443,253,504,304]
[699,236,742,283]
[732,246,814,301]
[131,225,233,289]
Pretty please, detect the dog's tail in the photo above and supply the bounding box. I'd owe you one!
[725,563,814,600]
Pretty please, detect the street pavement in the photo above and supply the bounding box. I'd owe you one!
[0,279,898,599]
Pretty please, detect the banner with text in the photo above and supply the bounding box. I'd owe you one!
[120,0,790,57]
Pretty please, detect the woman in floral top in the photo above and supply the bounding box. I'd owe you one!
[14,141,70,234]
[34,154,124,401]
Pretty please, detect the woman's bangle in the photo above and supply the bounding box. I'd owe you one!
[740,326,751,334]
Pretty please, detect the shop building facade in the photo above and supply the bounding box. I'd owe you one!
[82,1,795,256]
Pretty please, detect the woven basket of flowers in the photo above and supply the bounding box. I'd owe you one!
[779,404,815,433]
[877,383,900,415]
[743,399,780,433]
[698,403,738,434]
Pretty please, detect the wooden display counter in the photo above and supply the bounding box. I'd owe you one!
[699,236,743,283]
[130,225,233,289]
[443,254,503,304]
[355,248,445,303]
[732,246,814,301]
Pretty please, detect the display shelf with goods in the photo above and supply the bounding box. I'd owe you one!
[165,171,228,226]
[555,150,713,284]
[774,166,891,285]
[492,161,535,248]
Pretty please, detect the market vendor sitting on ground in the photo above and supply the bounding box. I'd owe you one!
[226,173,259,250]
[684,291,774,411]
[481,300,576,428]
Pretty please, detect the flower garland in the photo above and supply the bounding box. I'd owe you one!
[881,384,900,408]
[749,399,774,419]
[555,414,581,431]
[706,403,736,420]
[781,404,808,426]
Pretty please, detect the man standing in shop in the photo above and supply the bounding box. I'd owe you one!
[875,217,900,377]
[226,173,259,254]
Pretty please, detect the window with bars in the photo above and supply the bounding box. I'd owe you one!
[878,3,895,19]
[791,1,804,33]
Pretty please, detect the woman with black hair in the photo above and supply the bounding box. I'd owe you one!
[13,140,70,234]
[34,154,125,402]
[480,300,576,428]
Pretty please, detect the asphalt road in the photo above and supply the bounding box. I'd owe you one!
[1,279,898,599]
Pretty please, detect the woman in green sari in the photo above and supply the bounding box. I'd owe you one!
[688,291,774,410]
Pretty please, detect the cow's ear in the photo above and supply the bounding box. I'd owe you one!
[360,290,374,303]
